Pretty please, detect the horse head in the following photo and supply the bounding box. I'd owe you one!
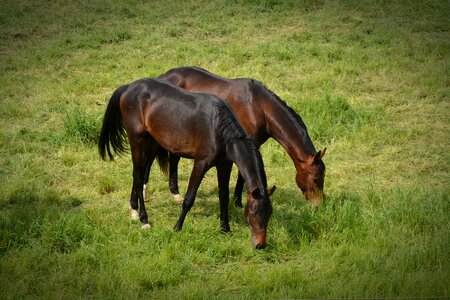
[245,186,275,249]
[296,148,326,207]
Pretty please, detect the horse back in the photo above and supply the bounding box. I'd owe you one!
[121,78,226,159]
[158,67,270,142]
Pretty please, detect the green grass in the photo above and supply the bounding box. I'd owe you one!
[0,0,449,298]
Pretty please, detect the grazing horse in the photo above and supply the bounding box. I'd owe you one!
[98,78,274,249]
[157,66,326,207]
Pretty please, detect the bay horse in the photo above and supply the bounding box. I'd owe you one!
[98,78,274,249]
[156,66,326,207]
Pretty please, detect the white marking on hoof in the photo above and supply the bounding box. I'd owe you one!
[131,209,139,221]
[141,223,151,229]
[173,194,183,203]
[143,184,148,202]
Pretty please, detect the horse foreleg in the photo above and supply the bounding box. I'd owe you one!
[217,160,232,232]
[174,159,209,231]
[233,172,245,207]
[169,154,183,203]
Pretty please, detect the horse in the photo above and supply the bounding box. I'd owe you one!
[98,78,274,249]
[156,66,326,207]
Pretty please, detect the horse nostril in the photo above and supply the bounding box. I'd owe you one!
[255,243,266,250]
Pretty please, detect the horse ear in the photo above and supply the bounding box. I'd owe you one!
[267,185,276,196]
[314,148,326,162]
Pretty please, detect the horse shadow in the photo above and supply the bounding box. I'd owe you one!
[270,187,321,244]
[155,184,323,245]
[149,178,352,250]
[0,186,85,254]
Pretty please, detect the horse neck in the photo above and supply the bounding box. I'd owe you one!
[264,99,317,165]
[227,139,266,192]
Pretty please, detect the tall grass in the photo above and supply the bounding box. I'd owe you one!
[0,0,449,298]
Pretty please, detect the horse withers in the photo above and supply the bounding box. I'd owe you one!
[98,78,274,249]
[157,66,326,207]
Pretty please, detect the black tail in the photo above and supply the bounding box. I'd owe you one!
[98,84,130,160]
[156,147,169,175]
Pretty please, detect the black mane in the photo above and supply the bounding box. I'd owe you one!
[257,81,317,156]
[213,100,247,144]
[213,99,268,187]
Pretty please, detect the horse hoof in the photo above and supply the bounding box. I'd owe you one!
[173,194,183,203]
[221,227,231,233]
[141,223,151,229]
[130,209,139,221]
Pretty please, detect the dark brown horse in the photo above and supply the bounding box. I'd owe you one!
[98,78,274,249]
[156,66,326,207]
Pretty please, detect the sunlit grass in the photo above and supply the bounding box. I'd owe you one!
[0,0,449,298]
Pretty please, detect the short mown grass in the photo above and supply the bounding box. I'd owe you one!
[0,0,449,298]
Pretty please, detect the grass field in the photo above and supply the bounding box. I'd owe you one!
[0,0,449,298]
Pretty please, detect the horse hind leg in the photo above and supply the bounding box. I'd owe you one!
[129,135,156,228]
[169,154,183,203]
[130,206,139,221]
[129,156,147,222]
[131,159,150,221]
[173,194,183,203]
[141,160,151,205]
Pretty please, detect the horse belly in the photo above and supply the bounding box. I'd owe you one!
[157,135,198,158]
[146,122,206,159]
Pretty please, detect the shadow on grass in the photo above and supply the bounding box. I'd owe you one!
[143,183,364,251]
[0,186,91,255]
[277,187,365,243]
[154,186,336,233]
[225,186,365,248]
[163,186,326,241]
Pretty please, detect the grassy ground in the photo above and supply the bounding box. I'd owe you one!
[0,0,449,298]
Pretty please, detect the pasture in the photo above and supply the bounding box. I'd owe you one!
[0,0,449,298]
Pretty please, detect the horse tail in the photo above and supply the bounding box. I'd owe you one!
[98,84,129,161]
[156,147,169,175]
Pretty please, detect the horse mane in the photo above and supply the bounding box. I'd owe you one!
[214,100,268,186]
[214,100,247,144]
[256,81,317,156]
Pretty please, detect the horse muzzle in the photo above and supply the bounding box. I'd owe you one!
[252,233,267,249]
[305,190,325,207]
